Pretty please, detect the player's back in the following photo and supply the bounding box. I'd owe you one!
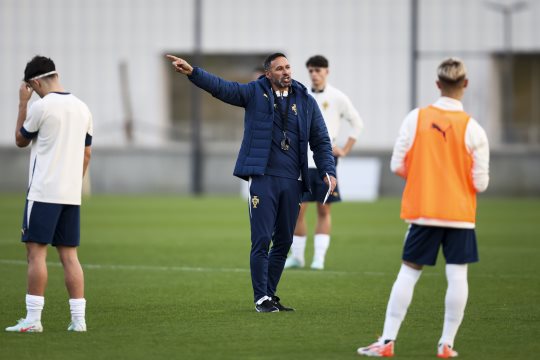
[27,92,92,205]
[401,106,476,223]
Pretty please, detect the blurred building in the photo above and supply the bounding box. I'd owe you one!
[1,0,539,195]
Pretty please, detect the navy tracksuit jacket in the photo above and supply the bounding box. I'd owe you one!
[188,68,336,302]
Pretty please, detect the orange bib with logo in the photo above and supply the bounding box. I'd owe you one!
[401,106,476,223]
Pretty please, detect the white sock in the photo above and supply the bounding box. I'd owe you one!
[313,233,330,263]
[290,235,307,264]
[439,264,468,347]
[25,294,44,322]
[69,298,86,323]
[381,264,422,341]
[256,296,270,305]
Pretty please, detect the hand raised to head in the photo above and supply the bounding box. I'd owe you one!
[19,82,33,102]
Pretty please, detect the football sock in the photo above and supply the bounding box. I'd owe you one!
[381,264,422,341]
[313,234,330,263]
[439,264,468,347]
[256,296,270,305]
[290,235,307,263]
[25,294,44,322]
[69,298,86,322]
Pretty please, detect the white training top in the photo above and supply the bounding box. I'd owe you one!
[22,92,93,205]
[308,84,364,168]
[390,96,490,229]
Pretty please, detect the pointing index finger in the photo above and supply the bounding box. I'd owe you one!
[165,54,180,62]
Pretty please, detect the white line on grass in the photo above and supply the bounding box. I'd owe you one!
[0,259,248,273]
[0,259,358,276]
[0,259,535,279]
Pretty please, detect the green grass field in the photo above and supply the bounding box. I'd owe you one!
[0,195,539,359]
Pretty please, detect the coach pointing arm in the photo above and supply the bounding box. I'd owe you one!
[166,55,253,108]
[166,54,336,191]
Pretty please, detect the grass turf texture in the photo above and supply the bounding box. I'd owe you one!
[0,194,539,359]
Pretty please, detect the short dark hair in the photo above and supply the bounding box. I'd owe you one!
[24,55,56,82]
[306,55,329,68]
[263,52,287,71]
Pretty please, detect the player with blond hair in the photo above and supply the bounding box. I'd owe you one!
[357,58,489,358]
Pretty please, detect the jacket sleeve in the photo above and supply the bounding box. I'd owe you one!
[308,96,336,179]
[187,67,253,108]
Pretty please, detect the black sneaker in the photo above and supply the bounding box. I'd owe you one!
[255,299,279,313]
[271,296,295,311]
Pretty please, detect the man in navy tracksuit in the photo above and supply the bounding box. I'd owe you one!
[166,53,337,312]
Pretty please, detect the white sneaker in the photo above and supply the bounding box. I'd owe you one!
[67,320,87,332]
[5,318,43,333]
[310,258,325,270]
[284,257,304,269]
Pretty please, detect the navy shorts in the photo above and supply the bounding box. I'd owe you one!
[302,164,341,204]
[402,224,478,266]
[21,200,81,247]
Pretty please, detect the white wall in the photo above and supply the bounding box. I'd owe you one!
[1,0,195,147]
[202,0,411,149]
[1,0,539,149]
[417,0,540,147]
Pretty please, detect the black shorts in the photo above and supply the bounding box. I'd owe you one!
[21,200,81,247]
[402,224,478,266]
[302,165,341,204]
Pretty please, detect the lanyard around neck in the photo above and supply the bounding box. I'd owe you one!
[277,88,292,134]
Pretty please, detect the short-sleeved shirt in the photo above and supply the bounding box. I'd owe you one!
[21,92,93,205]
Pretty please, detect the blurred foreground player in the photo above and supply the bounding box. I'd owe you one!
[357,58,489,357]
[6,56,93,333]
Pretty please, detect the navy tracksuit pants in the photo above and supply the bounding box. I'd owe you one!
[248,175,303,302]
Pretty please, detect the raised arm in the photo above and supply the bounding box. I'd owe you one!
[166,55,253,108]
[15,83,34,148]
